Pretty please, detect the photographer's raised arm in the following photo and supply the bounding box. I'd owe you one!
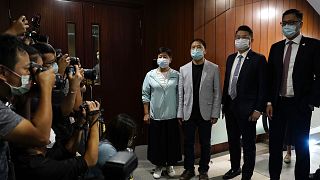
[5,68,55,146]
[61,65,83,116]
[64,111,85,154]
[84,101,100,167]
[3,16,29,36]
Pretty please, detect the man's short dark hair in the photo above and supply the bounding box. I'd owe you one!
[0,35,26,70]
[31,43,55,55]
[282,9,303,21]
[24,45,39,56]
[191,38,206,49]
[236,25,253,38]
[158,47,172,57]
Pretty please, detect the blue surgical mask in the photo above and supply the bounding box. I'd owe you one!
[157,58,170,68]
[235,38,250,51]
[191,48,204,61]
[52,62,59,74]
[7,75,31,95]
[282,25,297,38]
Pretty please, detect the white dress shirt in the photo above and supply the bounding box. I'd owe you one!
[228,49,251,95]
[283,34,302,97]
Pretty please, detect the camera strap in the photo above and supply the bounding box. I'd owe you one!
[87,110,100,116]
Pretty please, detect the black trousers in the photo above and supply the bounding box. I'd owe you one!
[225,99,257,178]
[183,118,212,173]
[269,97,312,180]
[147,119,182,166]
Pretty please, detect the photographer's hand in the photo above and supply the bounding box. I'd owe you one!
[36,67,55,90]
[86,101,101,125]
[83,100,100,167]
[61,65,84,116]
[58,54,70,75]
[68,65,84,92]
[4,15,29,36]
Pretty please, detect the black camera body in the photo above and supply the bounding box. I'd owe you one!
[65,57,97,81]
[65,57,80,75]
[79,102,89,112]
[25,14,41,42]
[84,69,97,81]
[30,62,65,89]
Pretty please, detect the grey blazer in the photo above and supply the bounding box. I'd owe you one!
[177,59,221,121]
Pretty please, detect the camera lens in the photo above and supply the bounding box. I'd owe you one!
[83,69,97,81]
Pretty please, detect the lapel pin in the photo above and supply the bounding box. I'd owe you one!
[302,43,305,46]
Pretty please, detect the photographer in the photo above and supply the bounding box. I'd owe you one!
[13,101,101,180]
[0,35,55,179]
[31,43,84,143]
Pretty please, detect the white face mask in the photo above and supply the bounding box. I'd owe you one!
[7,75,31,96]
[235,38,250,51]
[157,58,170,68]
[52,62,59,74]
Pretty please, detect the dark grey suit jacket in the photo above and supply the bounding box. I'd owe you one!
[222,50,267,117]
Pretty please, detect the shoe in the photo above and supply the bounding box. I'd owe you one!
[153,166,162,179]
[166,166,175,177]
[283,154,291,164]
[179,169,195,180]
[222,168,241,179]
[199,172,209,180]
[241,173,252,180]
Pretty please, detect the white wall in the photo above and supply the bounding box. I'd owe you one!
[211,108,320,145]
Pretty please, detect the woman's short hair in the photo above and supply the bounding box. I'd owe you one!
[157,47,172,57]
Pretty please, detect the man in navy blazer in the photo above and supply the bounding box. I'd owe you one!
[221,25,267,180]
[178,39,221,180]
[266,9,320,180]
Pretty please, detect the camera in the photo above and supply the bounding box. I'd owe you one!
[30,62,65,89]
[25,14,41,42]
[69,57,80,66]
[79,102,89,112]
[83,69,97,81]
[65,57,97,81]
[65,57,80,75]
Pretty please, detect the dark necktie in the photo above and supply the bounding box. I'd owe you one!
[280,41,294,96]
[229,55,243,100]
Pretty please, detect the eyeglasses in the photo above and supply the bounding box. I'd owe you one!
[44,58,56,67]
[280,21,301,26]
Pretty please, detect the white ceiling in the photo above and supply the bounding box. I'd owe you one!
[307,0,320,15]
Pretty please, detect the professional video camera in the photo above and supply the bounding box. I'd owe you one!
[30,62,65,89]
[65,57,98,82]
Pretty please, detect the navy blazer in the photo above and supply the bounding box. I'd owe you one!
[222,50,267,116]
[267,36,320,108]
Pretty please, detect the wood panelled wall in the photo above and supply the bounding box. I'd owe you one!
[143,0,194,73]
[194,0,320,86]
[0,0,194,145]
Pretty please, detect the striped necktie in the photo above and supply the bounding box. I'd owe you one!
[229,55,243,100]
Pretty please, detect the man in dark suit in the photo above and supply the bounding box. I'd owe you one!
[222,25,267,180]
[266,9,320,180]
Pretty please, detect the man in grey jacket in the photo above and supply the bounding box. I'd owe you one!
[178,39,221,180]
